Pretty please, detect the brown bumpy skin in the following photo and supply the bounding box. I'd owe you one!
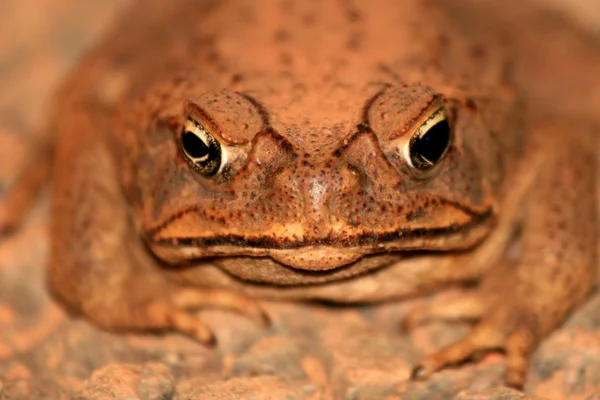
[46,110,269,344]
[406,123,598,388]
[0,0,598,390]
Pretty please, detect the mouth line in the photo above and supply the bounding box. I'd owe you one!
[149,206,494,250]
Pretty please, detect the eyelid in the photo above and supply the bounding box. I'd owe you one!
[387,100,446,149]
[184,101,227,143]
[384,94,445,141]
[185,99,255,145]
[415,107,447,140]
[184,119,213,142]
[183,118,227,151]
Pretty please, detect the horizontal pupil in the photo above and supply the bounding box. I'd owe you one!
[414,119,450,164]
[182,131,209,158]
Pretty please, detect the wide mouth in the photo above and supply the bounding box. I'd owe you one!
[149,202,493,246]
[148,206,494,270]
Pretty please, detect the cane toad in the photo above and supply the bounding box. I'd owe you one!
[1,0,597,389]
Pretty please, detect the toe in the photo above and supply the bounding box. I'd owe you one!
[168,309,217,346]
[402,292,486,332]
[173,288,271,328]
[410,324,505,380]
[504,328,535,389]
[147,300,217,345]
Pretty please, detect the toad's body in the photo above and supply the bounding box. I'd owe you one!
[3,0,597,388]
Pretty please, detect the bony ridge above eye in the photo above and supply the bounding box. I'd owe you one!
[180,118,224,177]
[407,107,451,171]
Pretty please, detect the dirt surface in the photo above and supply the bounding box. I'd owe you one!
[1,1,600,399]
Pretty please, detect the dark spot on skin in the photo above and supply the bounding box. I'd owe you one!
[230,73,244,85]
[465,98,478,112]
[470,44,486,59]
[205,51,220,64]
[172,75,186,85]
[347,32,363,51]
[302,13,316,26]
[274,29,291,42]
[347,9,362,23]
[280,52,293,66]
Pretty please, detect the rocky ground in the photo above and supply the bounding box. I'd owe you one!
[1,1,600,399]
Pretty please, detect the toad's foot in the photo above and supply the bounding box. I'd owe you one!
[151,287,270,344]
[404,272,591,390]
[406,290,534,389]
[70,283,270,345]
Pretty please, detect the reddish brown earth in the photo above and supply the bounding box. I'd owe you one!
[1,1,600,399]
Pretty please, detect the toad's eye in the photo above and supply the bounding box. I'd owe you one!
[181,119,223,177]
[408,108,451,170]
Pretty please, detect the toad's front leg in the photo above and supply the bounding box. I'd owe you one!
[48,113,268,344]
[407,122,597,388]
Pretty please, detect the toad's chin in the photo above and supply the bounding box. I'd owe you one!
[210,252,402,285]
[267,246,364,270]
